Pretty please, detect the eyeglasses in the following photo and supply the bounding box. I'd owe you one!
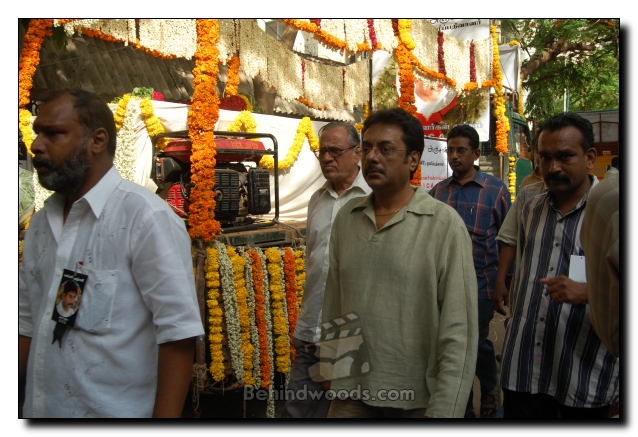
[361,145,406,158]
[314,144,357,158]
[446,147,472,156]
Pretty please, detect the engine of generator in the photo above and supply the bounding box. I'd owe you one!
[153,136,272,226]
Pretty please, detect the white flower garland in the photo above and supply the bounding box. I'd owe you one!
[33,175,53,212]
[215,240,245,381]
[138,19,197,59]
[62,19,135,44]
[113,97,138,183]
[256,247,276,419]
[344,19,367,52]
[239,247,262,389]
[344,59,371,107]
[321,19,346,45]
[305,59,343,110]
[218,19,240,64]
[412,20,439,74]
[374,19,398,52]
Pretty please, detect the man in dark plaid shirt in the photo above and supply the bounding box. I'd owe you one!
[430,124,511,418]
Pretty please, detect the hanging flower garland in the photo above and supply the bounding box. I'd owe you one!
[246,249,271,389]
[282,247,299,362]
[395,44,416,115]
[259,117,319,170]
[19,19,52,158]
[294,247,306,309]
[265,247,290,374]
[256,248,276,418]
[205,246,226,382]
[519,70,526,118]
[437,31,447,75]
[239,248,262,389]
[508,156,516,203]
[227,110,257,134]
[114,94,132,132]
[227,246,255,386]
[188,19,222,241]
[224,54,241,97]
[114,97,138,183]
[410,163,422,187]
[19,19,52,109]
[490,25,510,154]
[397,20,415,50]
[19,110,35,156]
[215,241,244,380]
[367,19,379,49]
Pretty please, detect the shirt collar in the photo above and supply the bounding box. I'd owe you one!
[352,186,435,216]
[547,174,598,213]
[43,165,122,220]
[442,165,485,188]
[321,166,370,198]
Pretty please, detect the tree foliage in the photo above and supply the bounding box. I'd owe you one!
[501,19,619,122]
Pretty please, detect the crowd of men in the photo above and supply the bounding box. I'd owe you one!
[18,89,619,418]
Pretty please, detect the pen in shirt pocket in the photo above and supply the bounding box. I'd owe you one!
[578,247,584,256]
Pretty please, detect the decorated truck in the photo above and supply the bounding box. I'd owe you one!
[19,18,531,417]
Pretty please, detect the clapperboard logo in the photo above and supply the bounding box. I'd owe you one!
[309,312,371,382]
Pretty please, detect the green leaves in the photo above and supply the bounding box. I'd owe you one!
[502,19,619,121]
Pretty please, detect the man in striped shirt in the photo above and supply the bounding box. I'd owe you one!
[500,112,619,418]
[430,124,511,418]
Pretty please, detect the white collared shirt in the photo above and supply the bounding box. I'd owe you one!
[293,168,371,343]
[19,166,204,417]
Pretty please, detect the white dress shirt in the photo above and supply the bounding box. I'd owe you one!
[293,168,371,343]
[19,166,204,417]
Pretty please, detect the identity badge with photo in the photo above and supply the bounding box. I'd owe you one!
[51,266,87,346]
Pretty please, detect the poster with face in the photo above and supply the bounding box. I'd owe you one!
[52,269,87,327]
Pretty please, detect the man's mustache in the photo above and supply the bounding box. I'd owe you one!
[544,173,570,183]
[364,166,384,175]
[32,156,54,170]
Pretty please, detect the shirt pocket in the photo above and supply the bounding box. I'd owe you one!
[74,267,118,335]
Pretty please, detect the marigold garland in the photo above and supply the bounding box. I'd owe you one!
[19,19,52,109]
[188,19,222,241]
[139,98,168,152]
[396,44,416,115]
[205,246,226,382]
[294,247,306,309]
[246,250,271,389]
[238,94,253,111]
[410,164,422,187]
[397,20,415,50]
[256,249,276,417]
[227,110,257,134]
[19,109,35,157]
[508,156,516,202]
[114,94,132,132]
[227,246,255,386]
[265,247,290,374]
[224,54,240,97]
[490,25,510,153]
[259,117,319,170]
[282,247,299,362]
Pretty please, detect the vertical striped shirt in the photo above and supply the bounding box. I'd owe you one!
[430,167,511,300]
[500,175,619,407]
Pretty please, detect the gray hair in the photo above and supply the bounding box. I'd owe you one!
[318,122,360,147]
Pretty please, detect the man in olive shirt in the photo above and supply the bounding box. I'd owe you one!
[320,108,478,418]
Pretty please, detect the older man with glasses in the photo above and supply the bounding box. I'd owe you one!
[281,121,371,418]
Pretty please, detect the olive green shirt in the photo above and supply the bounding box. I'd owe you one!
[321,187,478,417]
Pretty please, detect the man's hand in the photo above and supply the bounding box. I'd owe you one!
[492,280,510,316]
[540,275,588,305]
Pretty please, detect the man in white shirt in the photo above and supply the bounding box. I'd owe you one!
[18,89,204,418]
[281,122,371,418]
